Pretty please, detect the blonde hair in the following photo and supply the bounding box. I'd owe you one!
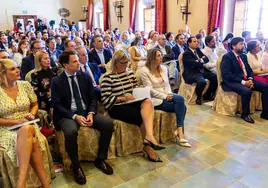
[0,59,17,87]
[111,50,130,73]
[34,50,49,71]
[145,49,162,75]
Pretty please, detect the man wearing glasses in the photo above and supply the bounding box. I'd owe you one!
[21,40,56,79]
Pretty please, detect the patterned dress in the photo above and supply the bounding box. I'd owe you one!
[0,81,45,166]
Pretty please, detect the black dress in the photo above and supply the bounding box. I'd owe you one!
[30,68,57,112]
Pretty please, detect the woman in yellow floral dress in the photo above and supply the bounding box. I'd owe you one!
[0,59,49,188]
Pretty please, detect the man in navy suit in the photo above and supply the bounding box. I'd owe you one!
[182,36,218,105]
[21,40,56,79]
[221,37,268,123]
[76,46,102,100]
[51,51,114,185]
[88,35,112,73]
[172,34,187,71]
[46,37,61,64]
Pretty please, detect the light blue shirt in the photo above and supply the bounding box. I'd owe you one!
[96,48,105,65]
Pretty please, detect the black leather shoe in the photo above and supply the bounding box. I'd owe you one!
[196,98,202,105]
[94,160,113,175]
[260,113,268,120]
[241,114,255,124]
[144,138,166,150]
[71,166,86,185]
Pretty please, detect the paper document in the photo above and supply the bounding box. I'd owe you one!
[115,87,151,105]
[7,119,40,130]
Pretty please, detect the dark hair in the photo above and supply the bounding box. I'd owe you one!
[222,33,234,42]
[175,34,184,41]
[195,34,202,39]
[212,27,219,32]
[187,36,196,45]
[230,37,244,50]
[64,40,73,48]
[93,35,102,44]
[247,40,258,52]
[46,37,55,45]
[134,36,142,46]
[18,39,28,54]
[55,35,61,39]
[242,31,251,38]
[205,35,215,46]
[165,32,174,41]
[59,51,77,66]
[30,40,42,50]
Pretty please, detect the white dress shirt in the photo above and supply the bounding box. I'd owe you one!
[96,48,105,65]
[202,46,218,74]
[159,45,167,55]
[80,63,97,87]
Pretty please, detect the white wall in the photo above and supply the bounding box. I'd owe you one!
[0,0,86,31]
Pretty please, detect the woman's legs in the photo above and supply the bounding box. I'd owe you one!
[16,125,49,188]
[30,137,49,187]
[16,125,35,188]
[140,99,158,145]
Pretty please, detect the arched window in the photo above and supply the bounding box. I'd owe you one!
[234,0,268,36]
[136,0,155,35]
[93,0,104,30]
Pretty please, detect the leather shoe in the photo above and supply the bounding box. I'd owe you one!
[94,160,113,175]
[241,114,255,124]
[71,166,86,185]
[196,98,202,105]
[260,113,268,120]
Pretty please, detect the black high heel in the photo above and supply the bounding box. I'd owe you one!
[142,147,163,162]
[143,138,166,150]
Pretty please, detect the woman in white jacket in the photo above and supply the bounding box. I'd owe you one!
[140,49,191,147]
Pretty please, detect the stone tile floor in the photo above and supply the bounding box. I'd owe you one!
[51,104,268,188]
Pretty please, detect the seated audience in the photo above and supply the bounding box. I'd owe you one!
[21,40,55,80]
[172,34,187,61]
[165,32,176,48]
[51,51,114,185]
[140,49,191,147]
[256,30,265,52]
[262,40,268,69]
[196,34,205,49]
[0,35,8,51]
[146,32,158,50]
[130,36,147,71]
[30,51,57,112]
[130,31,142,46]
[182,37,217,104]
[199,29,207,38]
[0,50,10,59]
[88,35,112,73]
[55,35,64,52]
[128,28,136,43]
[221,37,268,123]
[64,40,76,51]
[247,40,268,83]
[82,33,91,48]
[211,31,227,57]
[141,31,147,45]
[8,41,18,59]
[222,33,234,52]
[202,35,218,74]
[46,37,61,65]
[13,39,29,67]
[0,59,49,188]
[115,30,131,51]
[101,50,164,162]
[103,33,114,54]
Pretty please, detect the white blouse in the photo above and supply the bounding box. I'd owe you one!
[247,52,262,70]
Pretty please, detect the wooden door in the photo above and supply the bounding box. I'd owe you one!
[13,15,37,32]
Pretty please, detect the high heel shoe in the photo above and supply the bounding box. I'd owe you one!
[144,138,166,150]
[142,146,163,162]
[174,132,191,147]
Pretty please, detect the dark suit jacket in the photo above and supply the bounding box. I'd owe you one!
[88,48,112,73]
[155,45,174,62]
[0,42,6,50]
[182,48,209,83]
[80,63,102,85]
[221,51,254,91]
[21,54,56,80]
[51,71,98,130]
[172,43,187,60]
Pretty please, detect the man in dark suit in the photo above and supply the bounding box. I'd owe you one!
[221,37,268,123]
[51,51,114,185]
[0,35,8,51]
[88,35,112,73]
[76,46,102,100]
[182,36,218,105]
[172,34,187,70]
[21,40,56,79]
[46,37,61,64]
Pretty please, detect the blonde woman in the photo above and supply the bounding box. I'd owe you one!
[101,50,165,162]
[0,59,49,188]
[130,36,147,71]
[140,49,191,147]
[30,51,57,112]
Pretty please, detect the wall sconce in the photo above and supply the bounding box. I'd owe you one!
[178,0,191,24]
[113,0,124,23]
[82,5,88,19]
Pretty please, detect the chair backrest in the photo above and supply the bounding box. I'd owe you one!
[178,53,184,76]
[25,69,35,82]
[216,56,223,86]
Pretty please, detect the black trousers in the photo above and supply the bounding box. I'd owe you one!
[190,71,218,98]
[228,80,268,117]
[58,114,114,168]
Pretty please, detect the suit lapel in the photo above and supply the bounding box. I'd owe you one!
[76,73,86,105]
[60,73,72,105]
[94,49,101,64]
